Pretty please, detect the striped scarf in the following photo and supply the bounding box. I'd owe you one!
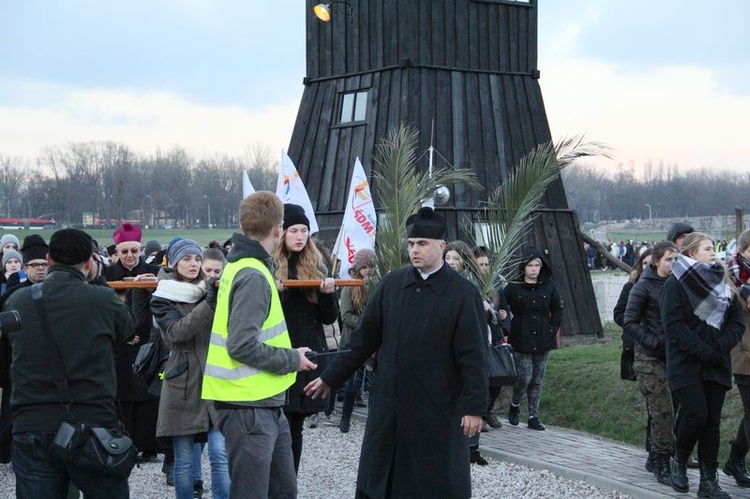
[671,254,732,329]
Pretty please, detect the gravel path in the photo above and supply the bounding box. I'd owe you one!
[0,418,630,498]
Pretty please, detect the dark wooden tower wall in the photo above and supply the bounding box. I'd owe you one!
[288,0,601,338]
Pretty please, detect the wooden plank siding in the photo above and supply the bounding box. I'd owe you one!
[289,0,601,337]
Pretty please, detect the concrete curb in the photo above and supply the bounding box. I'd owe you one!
[479,445,664,499]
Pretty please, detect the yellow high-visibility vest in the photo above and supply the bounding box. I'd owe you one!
[202,257,296,401]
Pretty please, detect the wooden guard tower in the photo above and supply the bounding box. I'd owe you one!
[288,0,602,338]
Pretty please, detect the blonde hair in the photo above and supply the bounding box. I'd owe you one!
[737,228,750,254]
[274,229,327,303]
[682,231,738,298]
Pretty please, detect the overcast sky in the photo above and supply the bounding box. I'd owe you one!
[1,0,748,176]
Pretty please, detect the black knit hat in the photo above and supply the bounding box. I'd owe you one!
[49,229,93,265]
[406,207,447,240]
[283,204,310,230]
[21,234,48,263]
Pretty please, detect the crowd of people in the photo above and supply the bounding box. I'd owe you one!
[3,194,747,498]
[0,190,566,498]
[584,224,734,271]
[615,222,750,497]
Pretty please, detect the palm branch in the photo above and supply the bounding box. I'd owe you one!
[471,136,609,297]
[372,124,479,279]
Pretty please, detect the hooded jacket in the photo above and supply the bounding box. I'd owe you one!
[503,250,563,353]
[210,232,300,409]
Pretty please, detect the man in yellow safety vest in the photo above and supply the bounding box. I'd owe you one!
[202,191,318,498]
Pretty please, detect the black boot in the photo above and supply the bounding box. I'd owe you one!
[508,404,520,426]
[723,439,750,488]
[339,415,351,433]
[645,451,655,473]
[670,456,689,493]
[469,445,488,466]
[652,453,671,486]
[698,463,730,498]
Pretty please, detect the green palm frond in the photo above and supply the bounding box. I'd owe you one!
[372,124,479,278]
[474,136,609,297]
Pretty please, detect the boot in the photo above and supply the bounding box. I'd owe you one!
[698,463,730,498]
[339,415,351,433]
[645,451,655,473]
[469,445,488,466]
[670,456,689,493]
[652,453,671,486]
[527,417,545,431]
[508,404,520,426]
[723,439,750,488]
[484,413,503,429]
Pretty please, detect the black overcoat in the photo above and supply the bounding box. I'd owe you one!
[281,260,339,415]
[320,265,488,499]
[104,258,161,401]
[660,275,745,391]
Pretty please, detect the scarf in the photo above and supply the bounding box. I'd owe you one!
[153,279,206,304]
[671,254,732,329]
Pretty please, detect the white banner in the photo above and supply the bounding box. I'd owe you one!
[275,150,319,234]
[334,157,377,278]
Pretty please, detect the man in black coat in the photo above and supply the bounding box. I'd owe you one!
[305,207,488,499]
[102,223,164,467]
[4,228,134,497]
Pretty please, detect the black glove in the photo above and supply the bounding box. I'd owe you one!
[205,277,219,310]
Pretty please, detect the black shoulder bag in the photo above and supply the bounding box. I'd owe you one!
[31,283,138,480]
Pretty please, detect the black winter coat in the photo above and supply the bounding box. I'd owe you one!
[623,265,667,361]
[660,275,745,391]
[504,249,562,353]
[320,264,488,499]
[281,257,338,415]
[614,281,635,350]
[104,258,162,401]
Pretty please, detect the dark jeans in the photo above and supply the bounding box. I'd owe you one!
[12,431,129,499]
[341,368,366,421]
[285,411,306,473]
[731,374,750,457]
[672,381,726,466]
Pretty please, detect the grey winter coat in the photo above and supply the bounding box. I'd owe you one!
[150,270,218,438]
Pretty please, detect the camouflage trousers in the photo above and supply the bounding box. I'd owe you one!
[634,357,674,454]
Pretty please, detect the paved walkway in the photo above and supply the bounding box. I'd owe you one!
[351,406,748,497]
[476,421,748,498]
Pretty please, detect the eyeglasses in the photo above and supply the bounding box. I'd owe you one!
[119,248,141,255]
[26,262,49,269]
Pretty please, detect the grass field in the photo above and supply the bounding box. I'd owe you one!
[7,226,744,461]
[1,228,237,249]
[537,323,743,462]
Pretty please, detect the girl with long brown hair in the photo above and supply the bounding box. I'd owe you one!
[274,204,338,473]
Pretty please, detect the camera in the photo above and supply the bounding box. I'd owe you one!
[0,310,21,335]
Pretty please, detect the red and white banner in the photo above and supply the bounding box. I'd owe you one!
[275,150,319,234]
[334,157,377,278]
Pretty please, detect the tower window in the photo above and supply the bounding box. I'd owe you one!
[339,91,368,123]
